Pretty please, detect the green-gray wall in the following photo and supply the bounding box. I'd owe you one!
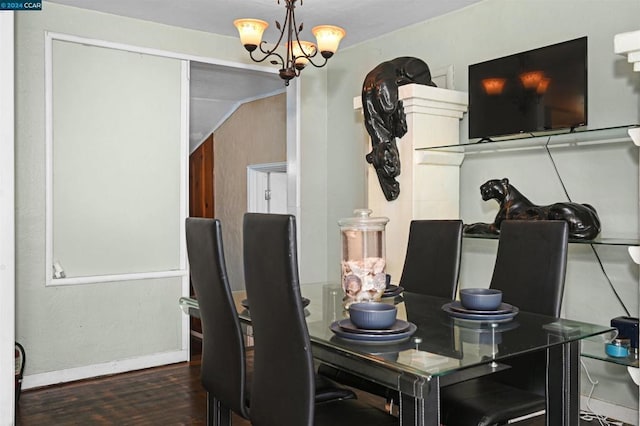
[15,1,331,384]
[14,2,286,381]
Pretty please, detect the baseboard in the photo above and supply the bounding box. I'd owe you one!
[22,350,189,390]
[581,395,639,425]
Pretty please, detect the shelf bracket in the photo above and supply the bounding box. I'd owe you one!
[629,128,640,146]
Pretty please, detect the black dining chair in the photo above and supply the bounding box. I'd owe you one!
[440,220,570,426]
[185,217,356,425]
[318,219,463,411]
[186,217,250,425]
[399,219,463,298]
[243,213,398,426]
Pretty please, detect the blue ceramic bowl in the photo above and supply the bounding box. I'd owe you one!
[459,288,503,311]
[348,302,397,330]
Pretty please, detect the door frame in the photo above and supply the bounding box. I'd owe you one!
[0,11,15,423]
[247,162,287,213]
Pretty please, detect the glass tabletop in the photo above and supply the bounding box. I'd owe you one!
[179,282,617,378]
[299,283,616,379]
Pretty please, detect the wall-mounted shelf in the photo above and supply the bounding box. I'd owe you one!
[416,124,640,247]
[463,233,640,247]
[415,124,640,154]
[582,337,639,368]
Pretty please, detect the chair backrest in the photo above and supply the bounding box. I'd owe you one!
[489,220,569,317]
[185,218,249,419]
[243,213,315,426]
[399,219,463,299]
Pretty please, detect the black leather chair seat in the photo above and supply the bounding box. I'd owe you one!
[440,378,545,426]
[245,354,355,404]
[314,374,358,403]
[317,364,397,404]
[245,369,356,405]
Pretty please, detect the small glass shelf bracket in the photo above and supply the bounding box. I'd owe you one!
[629,247,640,265]
[629,127,640,146]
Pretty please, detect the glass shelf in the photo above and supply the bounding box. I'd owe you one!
[581,336,639,368]
[417,124,640,247]
[415,124,639,154]
[463,233,640,247]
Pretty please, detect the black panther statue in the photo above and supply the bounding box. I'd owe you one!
[362,57,436,201]
[464,178,601,240]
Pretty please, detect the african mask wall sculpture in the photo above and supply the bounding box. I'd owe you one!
[362,57,437,201]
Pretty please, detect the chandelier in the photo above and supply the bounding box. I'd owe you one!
[234,0,346,85]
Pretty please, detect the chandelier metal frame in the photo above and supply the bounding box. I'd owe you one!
[234,0,345,85]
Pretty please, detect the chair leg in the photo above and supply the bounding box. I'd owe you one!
[206,392,231,426]
[384,396,394,414]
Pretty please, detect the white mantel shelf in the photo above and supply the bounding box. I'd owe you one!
[614,29,640,72]
[353,84,467,117]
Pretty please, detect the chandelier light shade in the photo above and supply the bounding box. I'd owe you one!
[234,19,269,51]
[311,25,346,58]
[288,40,317,66]
[233,0,346,85]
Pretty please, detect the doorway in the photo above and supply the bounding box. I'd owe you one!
[247,162,288,214]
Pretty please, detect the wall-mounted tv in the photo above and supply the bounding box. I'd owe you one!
[468,37,587,140]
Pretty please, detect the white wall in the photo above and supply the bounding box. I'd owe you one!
[326,0,640,416]
[1,11,16,425]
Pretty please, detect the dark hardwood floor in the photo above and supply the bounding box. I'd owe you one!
[16,357,214,425]
[15,353,622,425]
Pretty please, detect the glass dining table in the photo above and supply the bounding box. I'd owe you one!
[179,282,615,426]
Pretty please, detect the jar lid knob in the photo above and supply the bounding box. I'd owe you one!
[354,208,372,218]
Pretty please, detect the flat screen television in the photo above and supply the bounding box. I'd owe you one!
[468,37,587,140]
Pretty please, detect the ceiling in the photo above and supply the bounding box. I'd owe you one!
[45,0,483,151]
[189,62,284,150]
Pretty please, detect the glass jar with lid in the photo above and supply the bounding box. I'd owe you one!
[338,209,389,307]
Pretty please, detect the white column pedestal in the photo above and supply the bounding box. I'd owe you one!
[354,84,468,279]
